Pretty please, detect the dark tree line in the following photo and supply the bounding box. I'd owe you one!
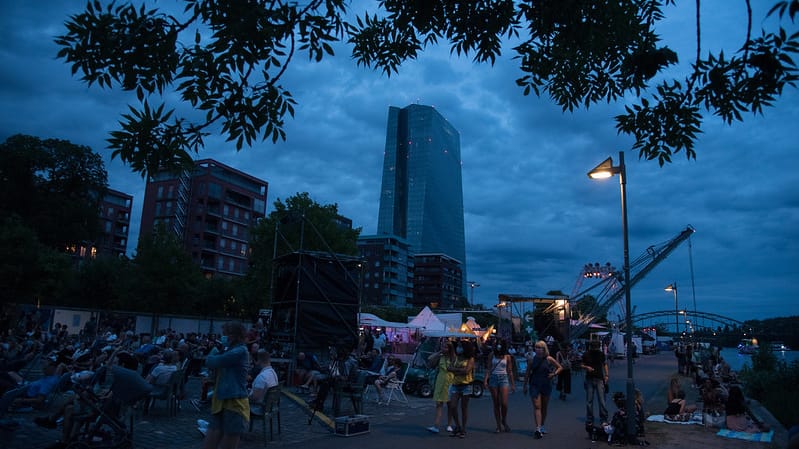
[1,134,359,318]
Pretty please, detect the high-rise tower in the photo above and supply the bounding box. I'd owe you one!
[376,104,466,299]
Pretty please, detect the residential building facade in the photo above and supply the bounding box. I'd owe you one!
[97,188,133,258]
[357,234,414,306]
[412,253,464,309]
[140,159,268,277]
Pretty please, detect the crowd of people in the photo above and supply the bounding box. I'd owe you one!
[669,342,770,434]
[0,308,289,449]
[1,307,777,448]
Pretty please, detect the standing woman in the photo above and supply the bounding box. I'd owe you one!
[425,338,455,433]
[555,343,572,400]
[447,339,475,438]
[203,322,250,449]
[484,338,515,433]
[523,340,563,439]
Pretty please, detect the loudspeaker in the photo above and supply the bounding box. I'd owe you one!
[270,251,360,352]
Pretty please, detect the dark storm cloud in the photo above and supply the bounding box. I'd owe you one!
[1,1,797,322]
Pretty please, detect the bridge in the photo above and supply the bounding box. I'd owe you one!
[630,310,744,334]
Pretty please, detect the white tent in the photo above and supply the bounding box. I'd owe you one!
[407,306,447,332]
[358,313,417,329]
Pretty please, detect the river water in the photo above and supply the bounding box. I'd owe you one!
[719,347,799,372]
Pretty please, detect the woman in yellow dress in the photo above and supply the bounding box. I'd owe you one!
[426,339,455,433]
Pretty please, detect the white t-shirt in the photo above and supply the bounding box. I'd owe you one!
[149,364,177,385]
[252,366,278,391]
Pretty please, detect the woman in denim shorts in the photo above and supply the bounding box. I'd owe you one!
[484,339,515,433]
[446,339,475,438]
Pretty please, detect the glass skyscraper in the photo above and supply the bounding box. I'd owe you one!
[377,104,466,279]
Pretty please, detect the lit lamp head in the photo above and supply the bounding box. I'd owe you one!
[664,284,676,292]
[587,157,620,179]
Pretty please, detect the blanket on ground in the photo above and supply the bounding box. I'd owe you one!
[715,428,774,443]
[646,413,704,425]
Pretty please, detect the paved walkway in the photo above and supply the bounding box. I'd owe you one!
[3,352,786,449]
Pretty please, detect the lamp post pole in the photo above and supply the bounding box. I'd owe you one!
[618,152,636,442]
[666,283,678,335]
[589,151,636,442]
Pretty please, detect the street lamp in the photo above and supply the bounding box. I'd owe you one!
[468,281,480,308]
[664,283,678,336]
[588,152,636,442]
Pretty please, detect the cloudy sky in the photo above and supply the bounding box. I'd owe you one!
[2,1,797,327]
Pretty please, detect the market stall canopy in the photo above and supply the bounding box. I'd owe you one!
[407,306,447,332]
[358,313,420,329]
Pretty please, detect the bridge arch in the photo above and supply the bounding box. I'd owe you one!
[631,310,744,333]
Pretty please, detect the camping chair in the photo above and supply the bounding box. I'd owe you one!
[144,369,182,416]
[333,371,369,416]
[362,358,388,403]
[382,363,409,406]
[250,385,281,446]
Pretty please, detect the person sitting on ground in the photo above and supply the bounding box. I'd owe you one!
[667,377,697,414]
[664,390,697,421]
[373,357,402,401]
[725,385,770,433]
[700,378,725,414]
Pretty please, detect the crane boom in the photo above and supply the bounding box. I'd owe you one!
[571,225,696,338]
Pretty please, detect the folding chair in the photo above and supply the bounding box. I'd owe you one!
[382,363,409,405]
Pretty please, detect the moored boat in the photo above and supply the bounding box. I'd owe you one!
[738,338,759,354]
[771,341,791,351]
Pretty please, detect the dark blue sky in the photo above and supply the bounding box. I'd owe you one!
[1,1,797,324]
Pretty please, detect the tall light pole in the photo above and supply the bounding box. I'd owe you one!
[588,151,635,442]
[468,281,480,308]
[665,283,678,336]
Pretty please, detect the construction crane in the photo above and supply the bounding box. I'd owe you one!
[570,225,696,340]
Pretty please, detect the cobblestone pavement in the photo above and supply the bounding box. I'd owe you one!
[3,353,787,449]
[3,374,437,449]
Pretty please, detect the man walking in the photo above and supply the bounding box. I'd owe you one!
[582,340,609,430]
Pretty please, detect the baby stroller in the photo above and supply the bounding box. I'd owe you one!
[62,366,152,449]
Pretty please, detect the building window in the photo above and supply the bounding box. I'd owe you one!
[157,185,164,199]
[224,204,229,216]
[220,238,226,249]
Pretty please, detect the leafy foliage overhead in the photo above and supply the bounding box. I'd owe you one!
[56,1,799,176]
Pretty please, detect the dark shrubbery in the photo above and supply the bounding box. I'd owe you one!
[739,345,799,428]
